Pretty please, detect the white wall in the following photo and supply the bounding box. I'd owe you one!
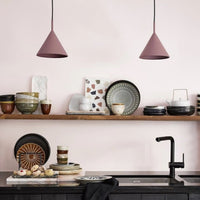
[0,0,200,172]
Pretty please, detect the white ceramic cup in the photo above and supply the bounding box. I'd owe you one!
[111,103,125,115]
[79,97,91,111]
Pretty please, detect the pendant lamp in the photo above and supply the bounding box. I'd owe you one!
[140,0,169,60]
[37,0,67,58]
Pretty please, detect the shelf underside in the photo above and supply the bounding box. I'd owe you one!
[0,114,200,121]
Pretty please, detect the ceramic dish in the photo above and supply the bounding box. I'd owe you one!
[144,106,165,110]
[14,133,50,169]
[0,94,15,102]
[105,80,140,115]
[16,143,46,170]
[58,169,82,175]
[75,175,112,184]
[143,107,166,115]
[68,94,84,111]
[49,163,80,171]
[167,106,195,116]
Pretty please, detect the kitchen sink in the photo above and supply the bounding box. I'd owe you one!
[109,175,181,186]
[179,175,200,183]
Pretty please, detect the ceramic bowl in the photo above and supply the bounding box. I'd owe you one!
[16,92,39,98]
[170,100,190,107]
[16,103,38,114]
[15,99,39,104]
[0,101,15,114]
[0,94,15,102]
[111,103,125,115]
[40,100,51,104]
[167,106,195,116]
[16,94,39,101]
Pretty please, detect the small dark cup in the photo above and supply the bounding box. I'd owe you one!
[41,104,51,115]
[40,100,51,115]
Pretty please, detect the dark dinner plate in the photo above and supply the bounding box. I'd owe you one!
[14,133,50,168]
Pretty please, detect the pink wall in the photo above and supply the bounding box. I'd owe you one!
[0,0,200,172]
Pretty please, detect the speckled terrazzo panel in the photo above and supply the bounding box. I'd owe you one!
[85,78,110,111]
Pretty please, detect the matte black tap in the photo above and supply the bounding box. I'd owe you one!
[156,136,184,178]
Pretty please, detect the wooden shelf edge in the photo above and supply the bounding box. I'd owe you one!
[0,114,200,121]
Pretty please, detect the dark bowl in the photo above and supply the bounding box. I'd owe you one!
[0,102,15,114]
[0,94,15,102]
[16,103,38,114]
[167,106,195,116]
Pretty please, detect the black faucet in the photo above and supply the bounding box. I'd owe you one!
[156,136,184,179]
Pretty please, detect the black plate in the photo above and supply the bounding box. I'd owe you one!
[143,109,166,113]
[14,133,50,164]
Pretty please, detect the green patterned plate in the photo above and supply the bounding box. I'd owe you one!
[105,80,140,115]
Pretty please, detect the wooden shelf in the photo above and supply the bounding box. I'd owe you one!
[0,114,200,121]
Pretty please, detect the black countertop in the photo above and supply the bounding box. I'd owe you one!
[1,171,200,194]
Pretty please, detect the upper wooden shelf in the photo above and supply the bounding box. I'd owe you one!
[0,114,200,121]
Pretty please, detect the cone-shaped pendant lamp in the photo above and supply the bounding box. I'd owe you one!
[140,0,169,60]
[37,0,67,58]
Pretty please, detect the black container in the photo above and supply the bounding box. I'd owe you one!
[167,106,195,116]
[0,94,15,102]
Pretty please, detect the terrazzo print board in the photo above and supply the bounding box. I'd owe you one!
[85,78,110,111]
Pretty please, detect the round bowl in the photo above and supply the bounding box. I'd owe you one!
[0,101,15,114]
[167,106,195,116]
[16,92,39,98]
[170,100,190,107]
[16,94,39,101]
[15,99,39,104]
[16,103,38,114]
[0,94,15,102]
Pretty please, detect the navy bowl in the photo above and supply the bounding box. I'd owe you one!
[0,94,15,102]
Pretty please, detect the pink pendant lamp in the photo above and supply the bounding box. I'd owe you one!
[37,0,67,58]
[140,0,169,60]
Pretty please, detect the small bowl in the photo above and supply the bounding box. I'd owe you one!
[0,101,15,114]
[16,94,39,101]
[0,94,15,102]
[16,92,39,98]
[111,103,125,115]
[16,103,38,114]
[15,99,39,104]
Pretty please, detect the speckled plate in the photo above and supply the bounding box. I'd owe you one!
[105,80,140,115]
[75,175,112,184]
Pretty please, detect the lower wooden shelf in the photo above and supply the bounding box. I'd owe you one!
[0,114,200,121]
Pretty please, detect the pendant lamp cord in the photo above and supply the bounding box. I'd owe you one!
[153,0,155,33]
[51,0,54,30]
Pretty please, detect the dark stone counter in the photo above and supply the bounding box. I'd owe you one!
[1,171,200,200]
